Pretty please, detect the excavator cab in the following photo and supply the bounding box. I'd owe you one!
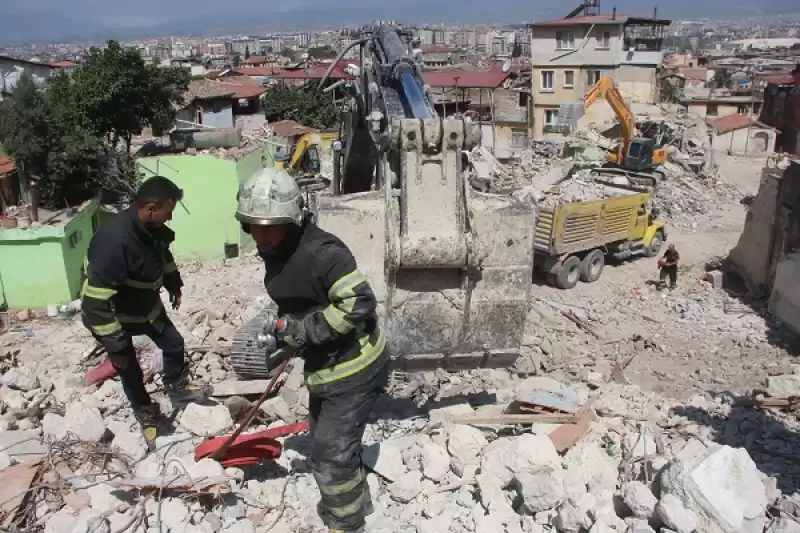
[624,138,656,172]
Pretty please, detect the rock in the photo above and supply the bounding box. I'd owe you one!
[259,396,295,423]
[428,402,474,424]
[87,483,127,513]
[422,442,451,482]
[660,442,765,533]
[513,465,566,514]
[563,441,619,493]
[44,508,77,533]
[363,439,408,482]
[179,403,233,436]
[0,451,13,470]
[765,374,800,397]
[1,367,39,391]
[221,519,255,533]
[64,401,107,442]
[447,425,488,469]
[0,386,27,410]
[66,509,111,533]
[705,270,724,288]
[623,432,658,462]
[767,518,800,533]
[479,434,560,516]
[655,494,697,533]
[589,524,618,533]
[390,471,423,503]
[553,493,596,533]
[42,413,66,439]
[112,431,148,461]
[159,497,190,531]
[626,521,656,533]
[622,481,657,519]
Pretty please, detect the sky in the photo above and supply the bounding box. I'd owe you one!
[0,0,794,42]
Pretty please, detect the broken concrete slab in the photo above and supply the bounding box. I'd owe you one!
[64,401,107,442]
[622,481,657,519]
[363,440,408,482]
[656,494,697,533]
[765,374,800,398]
[513,464,566,514]
[179,403,233,437]
[0,430,47,462]
[659,441,767,533]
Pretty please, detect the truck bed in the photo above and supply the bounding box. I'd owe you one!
[534,192,651,256]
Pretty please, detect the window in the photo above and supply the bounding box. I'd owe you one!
[540,70,554,92]
[586,70,601,87]
[545,109,559,125]
[737,104,750,115]
[707,104,719,116]
[556,31,575,50]
[596,31,611,49]
[564,70,575,88]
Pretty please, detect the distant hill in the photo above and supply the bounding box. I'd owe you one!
[2,0,799,44]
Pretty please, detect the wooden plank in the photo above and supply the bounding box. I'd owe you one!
[549,407,596,453]
[453,413,579,426]
[0,459,41,528]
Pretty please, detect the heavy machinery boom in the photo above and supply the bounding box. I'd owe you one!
[308,24,537,373]
[583,76,667,182]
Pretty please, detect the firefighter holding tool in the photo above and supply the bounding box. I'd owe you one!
[235,167,389,533]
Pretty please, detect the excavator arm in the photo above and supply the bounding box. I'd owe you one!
[311,24,537,373]
[583,76,636,163]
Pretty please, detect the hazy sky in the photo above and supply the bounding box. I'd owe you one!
[0,0,786,28]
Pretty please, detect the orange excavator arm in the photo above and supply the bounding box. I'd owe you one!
[583,76,637,163]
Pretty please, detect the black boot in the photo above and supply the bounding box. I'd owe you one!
[133,403,161,451]
[163,370,212,406]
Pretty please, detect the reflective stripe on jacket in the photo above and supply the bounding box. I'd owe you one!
[261,220,386,392]
[81,206,182,352]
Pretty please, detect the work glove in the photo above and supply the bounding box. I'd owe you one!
[276,315,308,348]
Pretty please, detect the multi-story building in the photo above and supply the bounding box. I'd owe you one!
[527,11,671,140]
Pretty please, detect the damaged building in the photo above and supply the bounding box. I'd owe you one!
[527,10,671,140]
[730,159,800,335]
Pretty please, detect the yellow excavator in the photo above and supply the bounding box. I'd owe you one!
[583,76,667,182]
[274,130,339,179]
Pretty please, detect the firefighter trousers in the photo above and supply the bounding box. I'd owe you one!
[92,315,186,409]
[308,358,390,532]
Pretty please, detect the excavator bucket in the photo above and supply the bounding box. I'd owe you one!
[311,118,537,372]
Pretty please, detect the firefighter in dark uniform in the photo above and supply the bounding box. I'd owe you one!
[81,176,210,448]
[235,167,389,533]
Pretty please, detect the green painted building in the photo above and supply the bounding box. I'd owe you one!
[0,199,102,309]
[137,144,274,262]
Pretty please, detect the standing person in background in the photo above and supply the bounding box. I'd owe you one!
[658,243,680,290]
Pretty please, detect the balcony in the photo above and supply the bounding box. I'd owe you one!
[544,124,571,134]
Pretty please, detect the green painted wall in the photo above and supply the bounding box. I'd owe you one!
[0,200,100,309]
[137,145,275,261]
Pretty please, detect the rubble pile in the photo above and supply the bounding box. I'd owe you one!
[1,348,799,533]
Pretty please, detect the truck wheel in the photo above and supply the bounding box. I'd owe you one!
[555,256,581,289]
[579,249,605,283]
[644,230,664,257]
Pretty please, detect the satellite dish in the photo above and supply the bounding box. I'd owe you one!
[501,59,512,73]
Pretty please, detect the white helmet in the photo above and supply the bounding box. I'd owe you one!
[235,167,304,226]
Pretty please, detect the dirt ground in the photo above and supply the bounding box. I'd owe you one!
[523,154,799,400]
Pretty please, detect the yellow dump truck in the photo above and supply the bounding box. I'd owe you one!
[534,183,666,289]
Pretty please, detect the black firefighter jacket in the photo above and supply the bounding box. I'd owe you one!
[81,206,183,353]
[260,218,387,394]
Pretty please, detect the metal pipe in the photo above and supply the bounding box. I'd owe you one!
[400,71,434,118]
[29,180,38,223]
[317,38,367,91]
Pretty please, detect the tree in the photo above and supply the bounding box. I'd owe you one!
[245,46,251,60]
[232,53,242,68]
[68,40,189,153]
[307,46,337,60]
[712,68,732,90]
[262,83,339,129]
[659,77,682,104]
[280,48,298,62]
[0,72,57,202]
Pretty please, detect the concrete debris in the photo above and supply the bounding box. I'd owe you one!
[179,403,233,436]
[1,149,798,533]
[63,401,107,442]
